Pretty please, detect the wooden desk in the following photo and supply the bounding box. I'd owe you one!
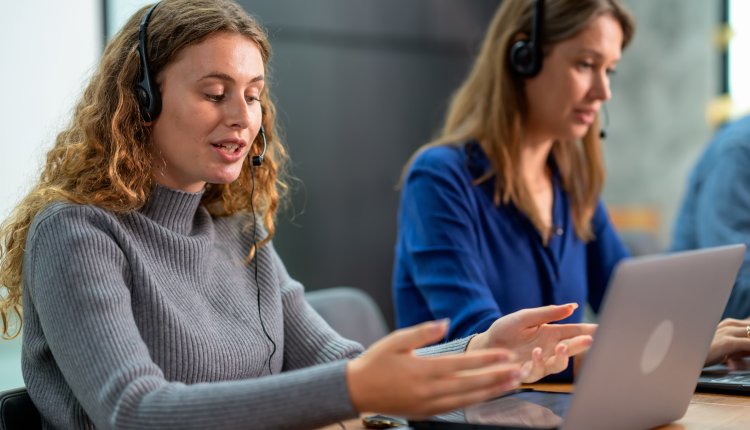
[322,384,750,429]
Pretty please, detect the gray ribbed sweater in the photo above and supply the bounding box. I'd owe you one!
[21,185,469,429]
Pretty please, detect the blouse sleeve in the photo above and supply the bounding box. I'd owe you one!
[397,148,502,339]
[585,201,630,314]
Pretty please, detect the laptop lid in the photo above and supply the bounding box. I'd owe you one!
[562,244,744,430]
[410,244,746,430]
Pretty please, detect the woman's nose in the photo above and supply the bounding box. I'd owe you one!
[225,96,251,129]
[591,71,612,102]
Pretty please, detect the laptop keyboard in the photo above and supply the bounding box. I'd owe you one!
[704,372,750,384]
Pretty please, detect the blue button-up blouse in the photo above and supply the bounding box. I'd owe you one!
[393,142,629,341]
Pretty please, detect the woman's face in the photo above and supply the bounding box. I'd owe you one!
[523,13,623,143]
[150,32,264,193]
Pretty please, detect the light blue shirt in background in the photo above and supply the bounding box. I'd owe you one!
[672,114,750,319]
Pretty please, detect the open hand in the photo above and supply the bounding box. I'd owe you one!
[467,304,596,382]
[347,320,526,417]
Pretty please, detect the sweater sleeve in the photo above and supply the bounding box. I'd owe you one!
[24,206,358,430]
[266,243,365,370]
[397,148,502,339]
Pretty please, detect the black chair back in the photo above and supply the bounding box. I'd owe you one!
[0,387,41,430]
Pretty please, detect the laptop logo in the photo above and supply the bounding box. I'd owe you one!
[640,319,674,374]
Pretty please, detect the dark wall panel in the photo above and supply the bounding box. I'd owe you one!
[239,0,499,328]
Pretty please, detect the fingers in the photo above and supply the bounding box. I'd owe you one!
[427,361,524,398]
[727,356,750,370]
[520,346,554,383]
[424,385,514,417]
[726,325,750,338]
[520,338,590,383]
[545,342,572,374]
[422,348,517,377]
[706,325,750,366]
[511,303,579,328]
[373,319,449,353]
[415,368,524,417]
[548,323,597,341]
[721,337,750,356]
[560,335,593,357]
[718,318,750,329]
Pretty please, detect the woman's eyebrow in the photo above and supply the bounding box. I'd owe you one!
[198,72,265,84]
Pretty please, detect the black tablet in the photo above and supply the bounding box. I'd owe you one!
[409,389,571,430]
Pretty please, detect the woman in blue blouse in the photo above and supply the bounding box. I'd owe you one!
[393,0,750,369]
[394,0,632,342]
[394,0,634,338]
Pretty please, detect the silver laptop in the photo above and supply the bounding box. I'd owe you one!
[410,244,746,430]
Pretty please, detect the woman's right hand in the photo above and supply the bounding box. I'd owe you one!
[346,320,525,417]
[705,317,750,366]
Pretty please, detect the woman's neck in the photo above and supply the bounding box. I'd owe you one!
[520,137,554,190]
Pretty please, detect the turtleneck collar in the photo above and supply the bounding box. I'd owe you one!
[139,184,205,235]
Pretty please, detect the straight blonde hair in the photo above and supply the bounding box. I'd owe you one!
[405,0,634,243]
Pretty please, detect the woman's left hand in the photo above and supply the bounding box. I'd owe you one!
[705,318,750,367]
[467,304,596,382]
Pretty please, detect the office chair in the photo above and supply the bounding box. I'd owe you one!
[0,387,41,430]
[305,287,389,347]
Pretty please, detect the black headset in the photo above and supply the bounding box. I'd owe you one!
[136,3,162,122]
[508,0,545,78]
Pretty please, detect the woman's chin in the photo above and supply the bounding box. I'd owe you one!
[566,124,593,141]
[208,169,244,186]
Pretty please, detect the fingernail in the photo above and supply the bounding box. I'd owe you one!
[520,366,531,379]
[567,303,579,310]
[503,370,524,389]
[432,318,449,332]
[435,318,450,326]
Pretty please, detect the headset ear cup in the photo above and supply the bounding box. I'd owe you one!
[136,3,162,122]
[136,86,148,108]
[509,40,540,77]
[136,84,151,120]
[136,74,162,122]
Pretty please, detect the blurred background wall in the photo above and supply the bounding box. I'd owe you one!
[0,0,102,391]
[0,0,737,390]
[245,0,500,331]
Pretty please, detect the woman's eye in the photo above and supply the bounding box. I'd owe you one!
[245,96,260,104]
[578,61,594,70]
[207,93,225,102]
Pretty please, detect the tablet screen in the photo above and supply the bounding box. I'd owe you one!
[410,389,572,430]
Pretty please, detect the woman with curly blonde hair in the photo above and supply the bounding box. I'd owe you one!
[0,0,597,428]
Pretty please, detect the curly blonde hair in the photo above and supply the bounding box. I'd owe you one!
[0,0,288,339]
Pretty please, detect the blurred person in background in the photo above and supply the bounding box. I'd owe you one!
[672,113,750,320]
